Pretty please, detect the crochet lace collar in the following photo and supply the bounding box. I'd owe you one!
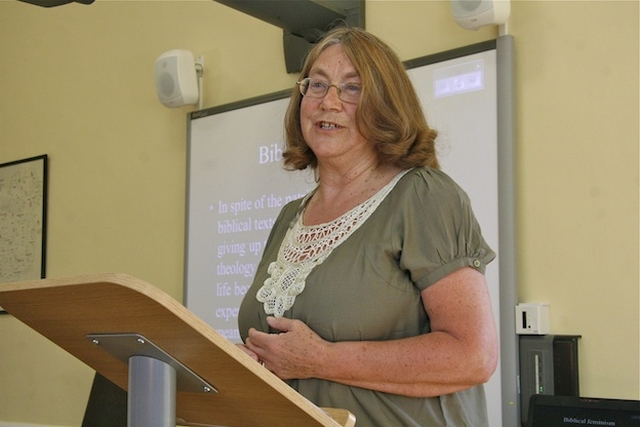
[256,169,409,317]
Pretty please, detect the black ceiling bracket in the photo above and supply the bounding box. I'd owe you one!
[16,0,93,7]
[214,0,365,73]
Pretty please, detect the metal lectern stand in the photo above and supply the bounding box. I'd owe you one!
[0,273,356,427]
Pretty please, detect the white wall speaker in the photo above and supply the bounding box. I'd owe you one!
[451,0,510,30]
[154,49,199,108]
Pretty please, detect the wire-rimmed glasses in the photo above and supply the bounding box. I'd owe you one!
[297,77,362,104]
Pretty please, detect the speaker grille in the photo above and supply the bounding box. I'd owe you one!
[460,0,483,12]
[158,72,175,97]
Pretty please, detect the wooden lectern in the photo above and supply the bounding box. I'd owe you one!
[0,273,356,427]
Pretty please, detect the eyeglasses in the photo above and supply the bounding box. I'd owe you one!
[297,77,362,104]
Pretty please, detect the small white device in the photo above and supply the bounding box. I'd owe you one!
[516,303,550,335]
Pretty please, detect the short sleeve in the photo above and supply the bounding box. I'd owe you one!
[396,168,495,291]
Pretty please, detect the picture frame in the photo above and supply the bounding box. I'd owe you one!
[0,154,48,313]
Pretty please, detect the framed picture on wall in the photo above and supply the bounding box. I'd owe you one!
[0,154,48,314]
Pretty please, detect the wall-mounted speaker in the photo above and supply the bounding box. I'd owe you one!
[451,0,510,30]
[154,49,199,108]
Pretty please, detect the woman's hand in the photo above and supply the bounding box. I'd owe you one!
[244,316,331,380]
[236,343,260,362]
[244,267,498,398]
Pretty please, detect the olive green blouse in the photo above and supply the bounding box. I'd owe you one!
[238,167,495,427]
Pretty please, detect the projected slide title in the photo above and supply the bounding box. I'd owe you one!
[258,143,282,164]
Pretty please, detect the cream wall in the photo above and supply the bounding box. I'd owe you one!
[0,0,637,426]
[510,0,639,401]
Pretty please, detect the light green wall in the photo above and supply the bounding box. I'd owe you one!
[0,0,637,425]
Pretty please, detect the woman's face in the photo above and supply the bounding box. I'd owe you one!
[300,44,373,167]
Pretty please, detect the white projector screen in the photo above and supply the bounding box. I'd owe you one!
[185,39,516,426]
